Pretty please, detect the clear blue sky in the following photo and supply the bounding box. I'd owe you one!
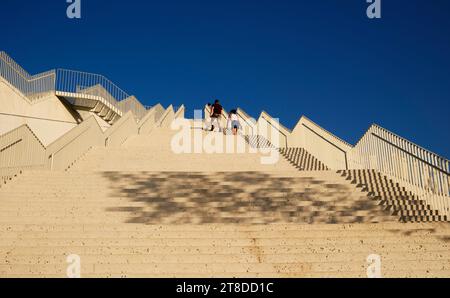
[1,0,449,157]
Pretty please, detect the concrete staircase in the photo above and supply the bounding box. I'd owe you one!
[338,170,448,222]
[280,147,328,171]
[0,223,449,277]
[244,135,328,171]
[268,144,449,223]
[0,127,449,277]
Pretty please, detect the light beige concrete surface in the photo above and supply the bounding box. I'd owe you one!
[77,128,296,173]
[0,78,87,145]
[0,127,449,277]
[78,111,111,132]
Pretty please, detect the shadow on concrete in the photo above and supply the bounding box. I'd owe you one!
[103,171,395,225]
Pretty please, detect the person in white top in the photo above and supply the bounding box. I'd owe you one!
[228,109,241,136]
[204,103,212,131]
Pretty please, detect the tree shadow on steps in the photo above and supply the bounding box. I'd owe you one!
[102,172,396,225]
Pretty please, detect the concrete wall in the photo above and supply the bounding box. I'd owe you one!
[257,111,291,149]
[78,110,111,132]
[288,117,353,170]
[0,78,87,146]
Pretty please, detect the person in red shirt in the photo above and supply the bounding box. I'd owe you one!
[210,99,223,132]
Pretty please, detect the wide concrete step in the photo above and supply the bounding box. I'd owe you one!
[0,206,392,215]
[2,228,449,239]
[1,223,445,232]
[0,188,366,195]
[0,207,392,217]
[16,171,347,178]
[1,261,449,276]
[0,215,397,225]
[1,236,447,247]
[2,252,449,265]
[1,243,447,255]
[0,196,374,205]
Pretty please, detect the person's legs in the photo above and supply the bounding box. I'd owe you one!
[216,116,222,132]
[206,117,212,131]
[210,116,217,131]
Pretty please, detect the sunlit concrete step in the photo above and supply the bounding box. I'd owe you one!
[3,227,449,239]
[2,252,449,265]
[6,270,450,278]
[1,223,446,232]
[2,242,448,256]
[0,248,449,265]
[1,260,449,276]
[1,236,447,247]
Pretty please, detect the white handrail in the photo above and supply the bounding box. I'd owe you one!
[347,124,449,216]
[174,105,185,119]
[236,108,257,136]
[0,52,56,100]
[0,111,148,184]
[258,111,291,148]
[0,52,150,120]
[157,105,175,128]
[138,108,157,134]
[288,115,449,217]
[0,125,47,185]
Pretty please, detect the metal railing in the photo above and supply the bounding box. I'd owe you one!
[0,125,47,184]
[0,52,56,100]
[0,52,151,121]
[347,124,449,216]
[237,108,257,136]
[56,69,153,122]
[157,105,175,127]
[138,108,157,135]
[259,111,291,149]
[289,116,353,170]
[288,115,449,217]
[174,105,185,119]
[55,69,127,111]
[1,112,144,185]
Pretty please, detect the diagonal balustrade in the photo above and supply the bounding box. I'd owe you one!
[0,107,166,187]
[0,52,56,101]
[238,108,449,221]
[0,52,153,124]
